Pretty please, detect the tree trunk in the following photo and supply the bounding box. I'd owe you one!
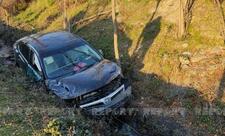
[63,0,69,31]
[215,0,225,44]
[184,0,195,32]
[178,0,195,39]
[178,0,185,39]
[111,0,120,65]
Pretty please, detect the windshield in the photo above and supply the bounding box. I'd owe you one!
[43,44,102,79]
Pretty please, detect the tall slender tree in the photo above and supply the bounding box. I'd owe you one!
[178,0,195,39]
[111,0,120,65]
[178,0,185,39]
[214,0,225,44]
[63,0,69,31]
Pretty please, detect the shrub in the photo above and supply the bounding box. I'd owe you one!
[44,117,92,136]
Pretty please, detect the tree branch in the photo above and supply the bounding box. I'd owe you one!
[71,10,111,26]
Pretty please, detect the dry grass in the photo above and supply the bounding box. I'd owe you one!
[0,0,225,135]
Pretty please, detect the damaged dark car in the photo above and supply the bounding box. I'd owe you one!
[13,31,132,114]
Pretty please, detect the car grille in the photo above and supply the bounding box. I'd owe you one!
[78,75,122,106]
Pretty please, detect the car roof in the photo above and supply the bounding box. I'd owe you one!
[23,31,86,57]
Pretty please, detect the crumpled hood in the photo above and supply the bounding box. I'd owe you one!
[47,59,121,99]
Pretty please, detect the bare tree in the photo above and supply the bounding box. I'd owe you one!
[178,0,195,39]
[184,0,195,32]
[112,0,120,65]
[214,0,225,44]
[178,0,185,39]
[63,0,69,31]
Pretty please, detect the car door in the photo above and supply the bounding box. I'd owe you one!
[17,43,43,81]
[27,49,43,81]
[17,42,30,70]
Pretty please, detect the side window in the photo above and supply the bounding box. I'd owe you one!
[19,43,42,73]
[30,50,42,73]
[19,43,30,61]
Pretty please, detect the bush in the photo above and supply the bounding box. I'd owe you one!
[44,117,92,136]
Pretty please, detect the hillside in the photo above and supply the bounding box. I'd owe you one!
[0,0,225,135]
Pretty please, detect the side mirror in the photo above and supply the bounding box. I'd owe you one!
[98,49,104,56]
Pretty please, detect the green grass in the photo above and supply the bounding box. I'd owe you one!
[0,0,225,135]
[76,18,114,60]
[194,115,225,134]
[0,63,98,135]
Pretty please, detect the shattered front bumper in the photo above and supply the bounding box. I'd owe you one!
[80,84,132,115]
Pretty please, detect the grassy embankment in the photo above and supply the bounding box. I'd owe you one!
[0,0,225,135]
